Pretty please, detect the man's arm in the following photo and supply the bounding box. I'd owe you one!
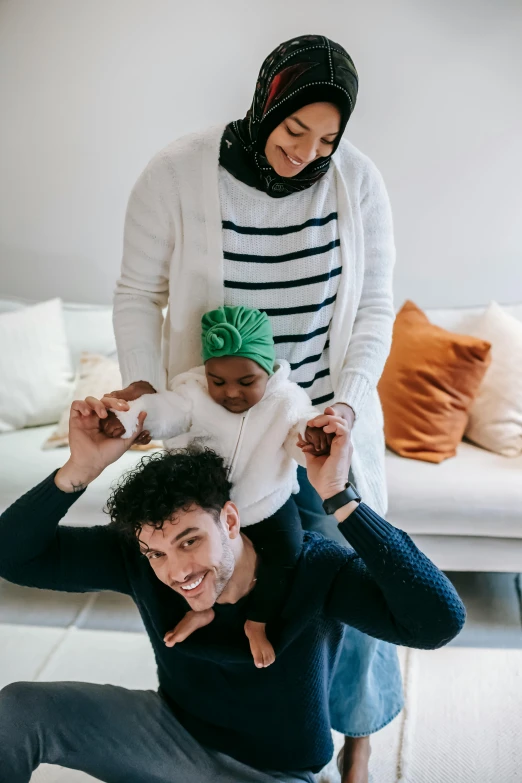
[299,410,466,649]
[0,397,147,595]
[0,472,132,595]
[324,503,466,649]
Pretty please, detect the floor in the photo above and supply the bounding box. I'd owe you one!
[1,572,521,783]
[1,571,521,646]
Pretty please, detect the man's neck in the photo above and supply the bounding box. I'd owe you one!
[216,533,258,605]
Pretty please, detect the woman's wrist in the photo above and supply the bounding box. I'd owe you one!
[330,402,356,427]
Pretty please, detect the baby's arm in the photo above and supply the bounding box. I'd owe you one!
[283,388,325,465]
[112,391,191,440]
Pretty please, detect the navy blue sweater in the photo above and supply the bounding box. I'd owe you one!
[0,473,465,773]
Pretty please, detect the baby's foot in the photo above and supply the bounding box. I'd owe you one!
[244,620,276,668]
[164,609,215,647]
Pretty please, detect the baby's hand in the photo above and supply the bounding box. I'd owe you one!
[303,425,333,456]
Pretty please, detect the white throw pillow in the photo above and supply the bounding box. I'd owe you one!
[465,301,522,457]
[0,299,74,432]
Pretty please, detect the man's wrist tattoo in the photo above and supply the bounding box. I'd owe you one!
[70,481,87,493]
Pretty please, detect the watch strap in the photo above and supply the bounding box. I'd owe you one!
[322,482,361,516]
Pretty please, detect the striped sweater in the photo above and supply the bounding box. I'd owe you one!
[113,125,396,515]
[220,167,340,406]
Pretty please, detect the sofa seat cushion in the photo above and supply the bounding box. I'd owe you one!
[386,441,522,538]
[0,426,161,527]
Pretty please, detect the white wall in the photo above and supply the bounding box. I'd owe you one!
[1,0,521,308]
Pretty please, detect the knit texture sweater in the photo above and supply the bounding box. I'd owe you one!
[0,474,466,774]
[113,125,395,515]
[220,166,340,406]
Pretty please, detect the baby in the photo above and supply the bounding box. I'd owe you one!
[108,306,331,668]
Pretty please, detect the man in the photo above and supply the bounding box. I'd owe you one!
[0,396,465,783]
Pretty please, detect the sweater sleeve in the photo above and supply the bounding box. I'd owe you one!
[113,153,176,392]
[334,162,396,417]
[0,473,133,595]
[324,503,466,649]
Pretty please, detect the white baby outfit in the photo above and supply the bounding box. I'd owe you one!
[115,361,318,527]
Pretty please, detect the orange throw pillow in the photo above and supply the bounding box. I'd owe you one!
[378,301,491,463]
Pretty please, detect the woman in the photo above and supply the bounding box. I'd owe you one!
[109,34,402,783]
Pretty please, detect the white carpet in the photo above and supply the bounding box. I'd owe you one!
[0,625,520,782]
[397,647,522,783]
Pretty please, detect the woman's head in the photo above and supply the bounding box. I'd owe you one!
[220,35,358,197]
[201,306,275,413]
[264,101,341,177]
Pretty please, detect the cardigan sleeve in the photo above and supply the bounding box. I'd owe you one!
[333,162,396,417]
[113,154,176,392]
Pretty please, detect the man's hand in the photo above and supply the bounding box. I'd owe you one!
[303,425,333,456]
[99,380,155,444]
[55,397,147,493]
[297,407,353,502]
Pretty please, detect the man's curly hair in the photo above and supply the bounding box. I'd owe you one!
[105,446,232,542]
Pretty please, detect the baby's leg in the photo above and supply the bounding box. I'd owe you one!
[164,609,215,647]
[243,498,304,669]
[244,619,275,669]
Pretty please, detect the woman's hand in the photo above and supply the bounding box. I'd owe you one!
[328,402,355,431]
[55,397,147,492]
[297,407,353,501]
[99,380,156,444]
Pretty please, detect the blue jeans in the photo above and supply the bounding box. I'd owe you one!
[294,466,404,736]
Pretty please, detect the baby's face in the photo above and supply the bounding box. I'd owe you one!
[205,356,269,414]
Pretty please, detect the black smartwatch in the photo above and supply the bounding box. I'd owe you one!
[322,482,361,516]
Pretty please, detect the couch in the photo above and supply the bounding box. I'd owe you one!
[386,302,522,573]
[1,296,521,572]
[0,297,157,528]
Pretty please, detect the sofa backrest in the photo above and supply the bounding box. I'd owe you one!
[425,303,522,334]
[3,296,521,367]
[0,297,116,368]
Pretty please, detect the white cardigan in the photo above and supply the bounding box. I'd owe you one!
[113,126,395,515]
[114,361,317,527]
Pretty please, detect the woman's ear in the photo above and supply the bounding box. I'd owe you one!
[221,501,241,539]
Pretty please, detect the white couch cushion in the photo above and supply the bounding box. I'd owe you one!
[386,440,522,539]
[0,425,158,526]
[465,302,522,457]
[0,299,74,431]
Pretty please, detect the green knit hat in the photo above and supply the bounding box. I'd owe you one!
[201,306,275,376]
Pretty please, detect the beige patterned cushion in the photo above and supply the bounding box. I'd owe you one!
[43,353,161,451]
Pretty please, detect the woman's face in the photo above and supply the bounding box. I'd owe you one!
[264,102,341,177]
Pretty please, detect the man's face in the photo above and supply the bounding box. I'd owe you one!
[138,504,237,611]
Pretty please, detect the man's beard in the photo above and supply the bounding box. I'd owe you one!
[213,528,235,600]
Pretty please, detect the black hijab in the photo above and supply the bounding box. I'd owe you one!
[219,35,359,198]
